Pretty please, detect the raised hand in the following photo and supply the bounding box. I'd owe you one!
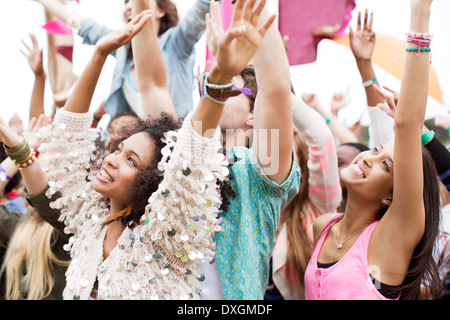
[20,33,45,76]
[22,114,52,150]
[373,84,399,119]
[0,118,23,149]
[95,9,152,56]
[207,0,276,78]
[349,9,375,62]
[330,88,351,117]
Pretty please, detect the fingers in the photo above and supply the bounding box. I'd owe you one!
[368,12,374,31]
[28,117,37,132]
[232,0,246,22]
[250,0,265,26]
[210,0,221,24]
[356,11,361,32]
[258,13,276,38]
[363,9,369,31]
[377,102,394,119]
[372,83,387,99]
[34,114,46,131]
[30,33,39,49]
[373,84,398,112]
[242,0,257,22]
[382,85,399,99]
[222,25,247,48]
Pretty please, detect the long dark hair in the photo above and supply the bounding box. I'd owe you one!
[397,146,443,299]
[156,0,179,36]
[280,131,314,295]
[318,146,443,299]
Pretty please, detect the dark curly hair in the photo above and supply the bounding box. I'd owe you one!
[104,113,181,226]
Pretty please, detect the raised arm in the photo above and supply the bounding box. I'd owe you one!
[349,10,385,108]
[35,0,84,28]
[0,11,152,197]
[193,0,275,137]
[131,0,177,120]
[21,33,46,120]
[302,93,359,144]
[349,10,395,148]
[64,10,152,114]
[382,0,432,250]
[291,93,342,214]
[251,2,293,184]
[168,0,221,58]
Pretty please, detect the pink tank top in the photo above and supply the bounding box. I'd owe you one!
[304,214,399,300]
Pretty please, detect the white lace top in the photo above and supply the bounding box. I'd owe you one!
[38,108,228,300]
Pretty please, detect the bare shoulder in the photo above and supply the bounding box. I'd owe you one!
[312,212,336,244]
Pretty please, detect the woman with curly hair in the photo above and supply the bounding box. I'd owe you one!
[0,0,273,300]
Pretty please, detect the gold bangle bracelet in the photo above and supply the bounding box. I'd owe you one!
[14,150,36,169]
[3,138,27,154]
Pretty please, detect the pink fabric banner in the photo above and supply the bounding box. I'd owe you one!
[42,18,73,36]
[278,0,355,65]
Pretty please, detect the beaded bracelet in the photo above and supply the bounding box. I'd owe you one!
[202,73,237,105]
[398,31,433,63]
[204,73,236,90]
[0,165,12,182]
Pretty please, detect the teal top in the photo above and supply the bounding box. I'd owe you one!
[213,146,301,300]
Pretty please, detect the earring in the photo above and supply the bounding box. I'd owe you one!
[382,199,389,205]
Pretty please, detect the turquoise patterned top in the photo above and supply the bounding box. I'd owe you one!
[213,146,301,300]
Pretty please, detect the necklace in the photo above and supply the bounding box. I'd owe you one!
[333,221,370,250]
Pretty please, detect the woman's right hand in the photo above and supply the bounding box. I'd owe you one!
[0,118,24,149]
[95,9,152,56]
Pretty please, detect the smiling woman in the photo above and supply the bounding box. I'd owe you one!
[305,0,443,300]
[0,0,274,300]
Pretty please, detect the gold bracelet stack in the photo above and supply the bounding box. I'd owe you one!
[3,139,37,169]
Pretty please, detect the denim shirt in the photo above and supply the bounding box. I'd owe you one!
[78,0,217,119]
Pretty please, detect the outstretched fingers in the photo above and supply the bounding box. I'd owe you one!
[128,9,152,37]
[250,0,266,27]
[258,12,276,38]
[242,0,257,22]
[231,0,246,23]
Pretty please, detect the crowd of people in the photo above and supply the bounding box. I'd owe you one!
[0,0,449,301]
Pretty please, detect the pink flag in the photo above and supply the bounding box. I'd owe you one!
[42,19,73,36]
[55,45,74,62]
[279,0,355,65]
[205,1,234,70]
